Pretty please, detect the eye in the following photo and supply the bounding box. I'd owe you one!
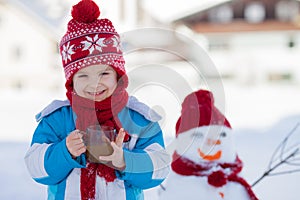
[220,132,227,137]
[191,132,204,139]
[77,74,88,78]
[100,72,110,76]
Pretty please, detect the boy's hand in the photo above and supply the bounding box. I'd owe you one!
[99,128,126,170]
[66,130,86,158]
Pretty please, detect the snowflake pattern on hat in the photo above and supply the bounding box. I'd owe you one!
[81,35,107,54]
[59,0,126,85]
[61,42,75,63]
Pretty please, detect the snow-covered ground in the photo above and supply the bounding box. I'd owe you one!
[1,81,300,199]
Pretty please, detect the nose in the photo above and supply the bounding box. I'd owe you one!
[206,138,221,146]
[88,75,102,87]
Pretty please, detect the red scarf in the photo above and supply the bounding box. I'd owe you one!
[67,82,129,200]
[171,151,258,200]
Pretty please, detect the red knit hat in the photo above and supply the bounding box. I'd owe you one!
[59,0,126,91]
[175,89,231,136]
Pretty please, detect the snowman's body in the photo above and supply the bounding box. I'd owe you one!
[160,171,250,200]
[159,125,255,200]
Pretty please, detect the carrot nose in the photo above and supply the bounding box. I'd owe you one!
[206,139,221,145]
[215,139,221,145]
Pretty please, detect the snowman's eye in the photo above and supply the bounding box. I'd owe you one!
[220,132,227,137]
[192,132,203,138]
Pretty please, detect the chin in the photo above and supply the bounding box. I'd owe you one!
[94,96,108,102]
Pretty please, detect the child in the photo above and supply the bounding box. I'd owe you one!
[24,0,170,199]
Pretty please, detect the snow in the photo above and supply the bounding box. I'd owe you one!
[0,142,46,199]
[1,81,300,199]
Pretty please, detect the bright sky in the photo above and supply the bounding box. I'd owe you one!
[141,0,231,22]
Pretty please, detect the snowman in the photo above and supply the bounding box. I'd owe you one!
[159,90,258,200]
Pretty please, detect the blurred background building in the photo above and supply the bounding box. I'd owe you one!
[1,0,300,90]
[1,1,300,199]
[1,0,300,137]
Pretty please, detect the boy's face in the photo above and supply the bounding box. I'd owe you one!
[73,64,118,102]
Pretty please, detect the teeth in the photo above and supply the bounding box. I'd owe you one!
[88,91,104,95]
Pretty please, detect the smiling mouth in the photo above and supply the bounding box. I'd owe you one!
[87,90,105,96]
[198,148,222,161]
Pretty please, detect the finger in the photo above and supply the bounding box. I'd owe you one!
[67,132,76,140]
[99,155,113,162]
[73,146,86,157]
[73,131,86,144]
[78,145,86,153]
[77,131,85,139]
[73,140,86,148]
[110,142,123,157]
[66,132,77,146]
[70,137,85,146]
[115,128,125,146]
[69,130,81,140]
[67,139,85,155]
[109,141,119,152]
[71,142,86,155]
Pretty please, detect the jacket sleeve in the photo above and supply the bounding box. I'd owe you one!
[116,109,171,189]
[24,106,86,185]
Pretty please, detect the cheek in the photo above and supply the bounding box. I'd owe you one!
[73,80,85,93]
[106,78,118,90]
[110,82,118,91]
[176,136,202,155]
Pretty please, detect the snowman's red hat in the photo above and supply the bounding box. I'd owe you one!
[175,89,231,137]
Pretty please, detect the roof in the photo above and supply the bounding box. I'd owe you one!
[181,0,300,33]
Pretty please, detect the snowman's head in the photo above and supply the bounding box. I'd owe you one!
[175,125,236,164]
[174,89,236,164]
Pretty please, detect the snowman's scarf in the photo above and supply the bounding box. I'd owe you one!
[171,151,258,200]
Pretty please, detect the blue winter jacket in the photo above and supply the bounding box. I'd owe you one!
[24,97,170,200]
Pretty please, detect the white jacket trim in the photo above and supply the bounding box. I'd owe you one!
[64,168,126,200]
[144,143,171,180]
[24,143,50,179]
